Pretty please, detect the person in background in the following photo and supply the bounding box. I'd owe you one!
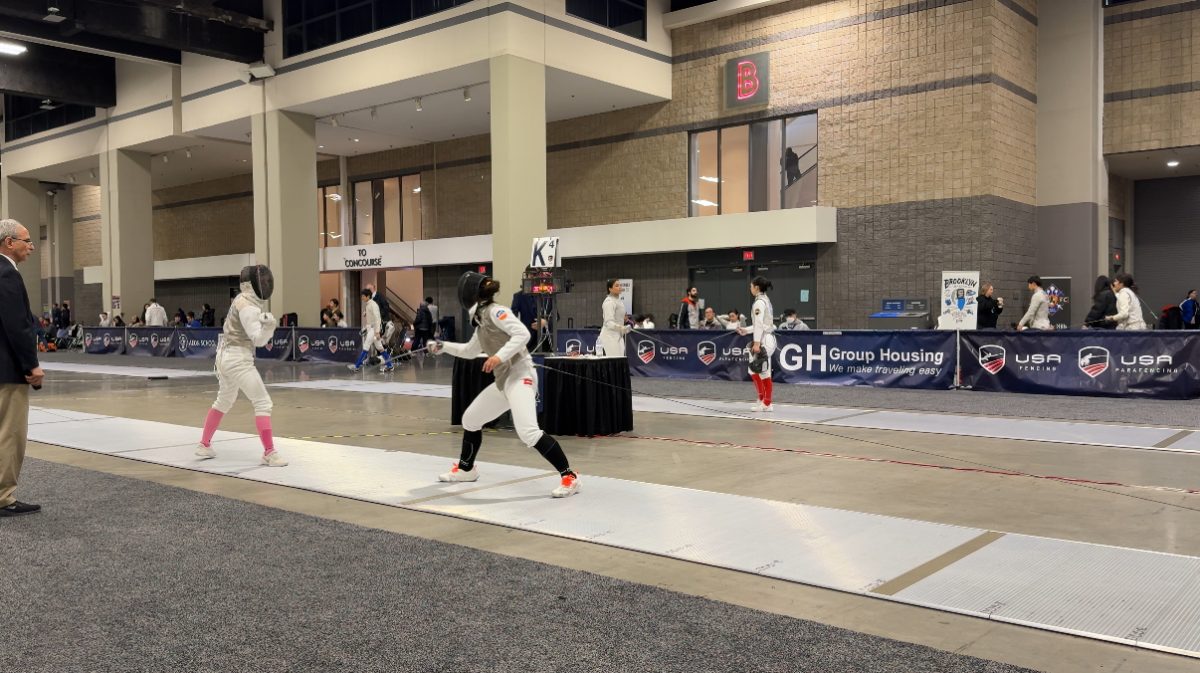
[677,287,701,329]
[98,312,111,328]
[130,314,144,327]
[413,298,435,352]
[174,308,187,326]
[597,278,630,357]
[334,310,347,328]
[320,308,334,327]
[777,308,809,330]
[144,299,167,327]
[1108,273,1148,330]
[59,300,71,331]
[201,303,216,327]
[186,312,201,328]
[638,313,656,329]
[976,283,1004,329]
[1083,276,1117,330]
[725,310,744,330]
[427,297,439,328]
[113,313,125,327]
[1181,289,1199,329]
[349,288,395,373]
[738,276,777,412]
[1017,276,1051,331]
[699,307,724,330]
[365,284,392,324]
[50,304,61,331]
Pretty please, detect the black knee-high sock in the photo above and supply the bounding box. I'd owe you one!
[459,429,482,471]
[534,433,573,475]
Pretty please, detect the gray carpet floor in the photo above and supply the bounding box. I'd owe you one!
[2,459,1039,673]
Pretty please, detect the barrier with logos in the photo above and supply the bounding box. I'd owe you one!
[557,329,956,390]
[960,331,1200,399]
[557,328,1200,399]
[292,328,362,363]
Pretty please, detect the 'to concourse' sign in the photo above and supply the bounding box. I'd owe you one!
[725,53,770,109]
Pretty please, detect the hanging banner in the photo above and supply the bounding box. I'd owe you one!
[961,331,1200,399]
[256,328,295,361]
[617,279,633,314]
[939,271,979,330]
[83,328,126,355]
[293,328,362,363]
[175,329,221,359]
[125,328,176,357]
[556,329,956,389]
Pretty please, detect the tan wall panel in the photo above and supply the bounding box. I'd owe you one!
[1105,91,1200,153]
[548,133,686,228]
[1106,8,1200,93]
[72,185,102,269]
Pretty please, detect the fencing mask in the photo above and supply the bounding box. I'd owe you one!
[240,264,275,301]
[457,271,487,310]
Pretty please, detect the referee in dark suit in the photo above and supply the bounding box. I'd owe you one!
[0,219,44,517]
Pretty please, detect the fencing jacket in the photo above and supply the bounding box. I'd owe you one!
[440,303,533,388]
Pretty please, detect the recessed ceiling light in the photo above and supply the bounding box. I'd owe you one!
[352,138,360,142]
[690,199,718,207]
[415,97,423,112]
[318,145,325,149]
[463,87,471,102]
[699,176,719,183]
[1167,160,1180,168]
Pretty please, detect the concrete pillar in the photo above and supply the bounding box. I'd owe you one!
[1035,0,1105,323]
[252,109,319,325]
[100,149,155,319]
[48,187,75,306]
[2,176,44,314]
[489,55,548,297]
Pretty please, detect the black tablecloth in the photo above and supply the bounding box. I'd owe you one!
[541,356,633,436]
[450,356,497,426]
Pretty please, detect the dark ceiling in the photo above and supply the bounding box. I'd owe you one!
[0,1,270,109]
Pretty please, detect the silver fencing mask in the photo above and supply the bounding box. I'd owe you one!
[457,271,487,311]
[240,264,275,301]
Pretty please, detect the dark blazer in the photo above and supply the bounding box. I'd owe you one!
[976,295,1003,329]
[0,259,39,384]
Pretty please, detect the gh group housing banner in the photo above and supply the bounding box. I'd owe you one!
[557,329,957,390]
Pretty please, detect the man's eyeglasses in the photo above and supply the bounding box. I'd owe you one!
[4,237,32,245]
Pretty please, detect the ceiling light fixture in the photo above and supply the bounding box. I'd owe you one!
[43,5,67,23]
[0,41,28,56]
[68,173,75,183]
[412,186,422,193]
[415,97,423,112]
[698,176,719,183]
[463,87,471,102]
[90,170,96,179]
[39,98,57,110]
[318,145,325,149]
[352,138,360,143]
[370,106,378,118]
[1167,160,1181,168]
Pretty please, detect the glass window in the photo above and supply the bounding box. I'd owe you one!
[3,94,97,143]
[402,174,423,241]
[566,0,646,40]
[383,177,402,243]
[688,113,818,216]
[354,181,374,245]
[689,130,718,217]
[284,0,478,56]
[350,173,423,244]
[318,186,345,248]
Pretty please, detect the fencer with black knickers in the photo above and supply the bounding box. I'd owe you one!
[432,272,580,498]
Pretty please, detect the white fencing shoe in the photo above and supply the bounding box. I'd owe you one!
[750,402,765,412]
[261,451,288,467]
[438,462,479,483]
[551,472,580,498]
[195,444,217,459]
[762,404,775,412]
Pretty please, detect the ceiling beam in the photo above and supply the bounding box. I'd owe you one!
[0,42,115,107]
[130,0,273,33]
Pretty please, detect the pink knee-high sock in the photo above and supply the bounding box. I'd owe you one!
[255,416,275,454]
[200,409,225,447]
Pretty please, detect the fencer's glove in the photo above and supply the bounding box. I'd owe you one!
[260,313,278,330]
[621,325,631,335]
[428,341,442,355]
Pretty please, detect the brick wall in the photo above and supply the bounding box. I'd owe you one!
[72,185,103,269]
[1105,1,1200,153]
[153,174,255,260]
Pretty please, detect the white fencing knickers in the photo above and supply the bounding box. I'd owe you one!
[460,365,543,447]
[362,327,386,354]
[748,333,778,378]
[212,346,273,415]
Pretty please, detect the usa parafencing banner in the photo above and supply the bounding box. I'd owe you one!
[83,328,126,355]
[293,328,362,363]
[557,329,956,389]
[124,328,176,358]
[961,330,1200,399]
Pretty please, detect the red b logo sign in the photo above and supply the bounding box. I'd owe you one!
[736,61,759,100]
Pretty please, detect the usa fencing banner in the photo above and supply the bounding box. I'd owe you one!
[558,329,956,389]
[939,271,979,330]
[257,329,295,361]
[125,328,176,357]
[559,331,600,356]
[294,328,361,363]
[83,328,125,355]
[175,329,221,359]
[961,331,1200,399]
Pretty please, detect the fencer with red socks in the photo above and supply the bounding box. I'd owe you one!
[739,276,776,412]
[195,264,288,467]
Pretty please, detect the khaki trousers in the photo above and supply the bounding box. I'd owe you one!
[0,383,29,508]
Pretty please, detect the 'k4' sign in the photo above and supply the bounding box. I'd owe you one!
[725,53,770,109]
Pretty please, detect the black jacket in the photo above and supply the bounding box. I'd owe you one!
[976,295,1003,329]
[1085,289,1117,329]
[0,260,39,384]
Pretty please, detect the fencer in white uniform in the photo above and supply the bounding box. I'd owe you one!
[597,278,630,357]
[196,265,287,466]
[348,288,394,372]
[738,276,777,412]
[429,272,580,498]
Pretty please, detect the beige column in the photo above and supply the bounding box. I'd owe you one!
[2,176,44,313]
[100,149,154,318]
[49,187,75,305]
[252,109,319,325]
[490,55,548,296]
[1035,0,1105,321]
